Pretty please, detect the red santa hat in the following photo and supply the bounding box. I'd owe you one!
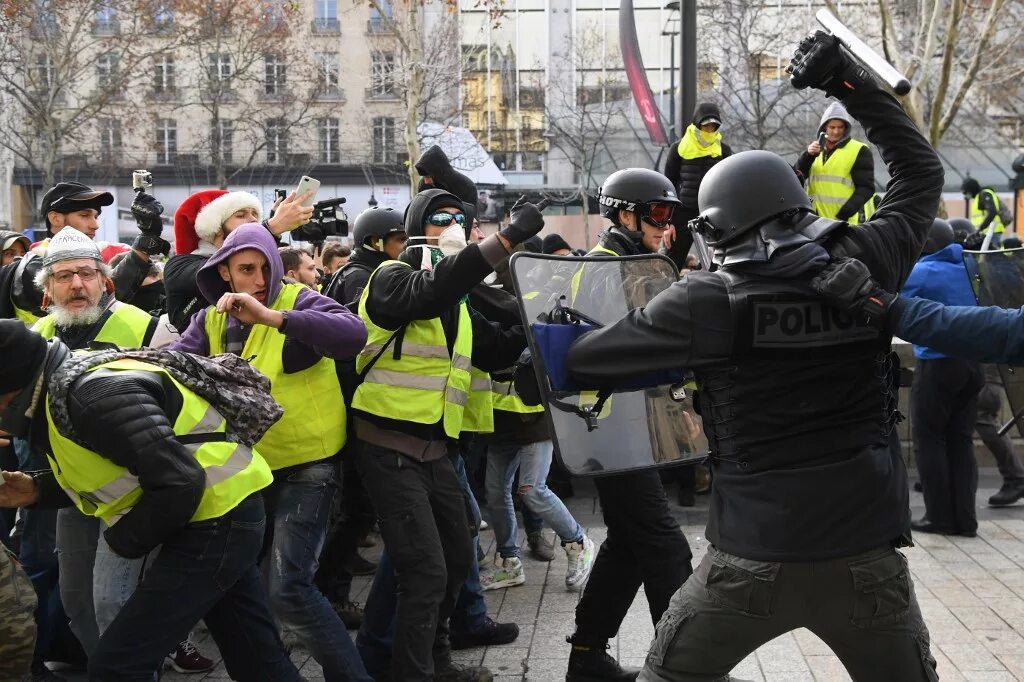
[173,189,262,255]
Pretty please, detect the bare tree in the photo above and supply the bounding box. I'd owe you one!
[172,0,320,188]
[825,0,1018,148]
[697,0,818,156]
[543,22,630,249]
[362,0,504,189]
[0,0,174,189]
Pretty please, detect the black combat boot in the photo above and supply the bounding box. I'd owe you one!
[565,636,640,681]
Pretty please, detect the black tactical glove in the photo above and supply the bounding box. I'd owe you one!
[811,257,896,327]
[788,30,875,99]
[962,231,986,251]
[499,196,550,246]
[130,191,169,256]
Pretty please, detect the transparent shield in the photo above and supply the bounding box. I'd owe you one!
[968,247,1024,439]
[510,252,708,476]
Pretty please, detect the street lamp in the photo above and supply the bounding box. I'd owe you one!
[367,193,378,208]
[662,1,680,142]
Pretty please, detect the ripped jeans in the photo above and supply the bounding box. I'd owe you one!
[261,460,371,682]
[485,439,583,559]
[639,545,938,682]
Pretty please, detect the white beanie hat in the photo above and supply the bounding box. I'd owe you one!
[192,191,262,243]
[41,228,101,268]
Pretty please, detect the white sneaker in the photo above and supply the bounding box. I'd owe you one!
[564,535,596,591]
[480,555,526,591]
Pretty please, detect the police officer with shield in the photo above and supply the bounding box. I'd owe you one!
[563,168,694,682]
[563,32,944,680]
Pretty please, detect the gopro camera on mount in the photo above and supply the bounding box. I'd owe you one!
[132,170,153,192]
[291,196,349,242]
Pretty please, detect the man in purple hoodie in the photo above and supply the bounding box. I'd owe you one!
[170,223,371,682]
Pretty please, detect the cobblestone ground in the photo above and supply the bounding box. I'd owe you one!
[55,470,1024,681]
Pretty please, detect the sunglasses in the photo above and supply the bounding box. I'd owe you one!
[642,202,675,228]
[427,212,466,227]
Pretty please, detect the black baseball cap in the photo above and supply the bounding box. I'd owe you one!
[40,182,114,230]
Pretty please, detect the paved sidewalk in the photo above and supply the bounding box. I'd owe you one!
[58,470,1024,680]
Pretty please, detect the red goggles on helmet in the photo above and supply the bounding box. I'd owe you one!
[642,202,675,228]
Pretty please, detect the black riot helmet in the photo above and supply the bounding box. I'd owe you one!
[948,217,975,245]
[598,168,682,228]
[693,150,812,248]
[921,218,954,255]
[353,207,405,248]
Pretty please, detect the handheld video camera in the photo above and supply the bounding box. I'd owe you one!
[291,197,349,242]
[132,170,153,193]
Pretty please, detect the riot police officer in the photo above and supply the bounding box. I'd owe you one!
[322,207,408,310]
[565,33,944,681]
[564,168,694,682]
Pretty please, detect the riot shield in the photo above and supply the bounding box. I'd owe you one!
[509,252,708,476]
[968,247,1024,438]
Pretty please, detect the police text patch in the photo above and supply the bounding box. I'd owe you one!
[752,301,879,348]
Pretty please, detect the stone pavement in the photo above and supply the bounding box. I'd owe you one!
[58,469,1024,681]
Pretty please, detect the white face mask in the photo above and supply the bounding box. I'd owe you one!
[437,223,468,257]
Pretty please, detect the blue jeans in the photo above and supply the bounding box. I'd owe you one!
[486,439,583,559]
[89,494,300,681]
[262,460,371,682]
[16,437,63,663]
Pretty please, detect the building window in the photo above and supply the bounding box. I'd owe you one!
[98,118,122,161]
[33,0,57,36]
[313,0,338,33]
[207,53,232,83]
[152,1,173,32]
[264,54,286,95]
[266,118,287,164]
[315,52,340,98]
[212,119,234,164]
[318,118,340,164]
[372,117,396,164]
[368,0,392,31]
[34,54,55,89]
[154,54,175,93]
[370,54,395,97]
[94,0,118,34]
[96,53,119,89]
[156,118,177,164]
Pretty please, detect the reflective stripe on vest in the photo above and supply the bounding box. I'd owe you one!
[14,305,40,327]
[45,358,273,525]
[205,282,346,469]
[491,379,544,414]
[34,302,154,347]
[970,190,1005,234]
[806,140,868,224]
[461,367,495,433]
[351,260,473,439]
[569,244,618,302]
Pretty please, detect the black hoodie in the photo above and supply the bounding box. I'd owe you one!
[663,102,733,214]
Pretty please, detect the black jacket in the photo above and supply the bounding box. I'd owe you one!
[794,138,875,221]
[163,253,207,333]
[356,236,527,441]
[322,247,387,313]
[32,368,206,559]
[567,86,943,561]
[110,250,151,306]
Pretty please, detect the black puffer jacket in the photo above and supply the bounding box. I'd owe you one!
[663,102,734,212]
[31,367,206,559]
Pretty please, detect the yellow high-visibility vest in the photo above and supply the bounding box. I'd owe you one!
[35,302,154,347]
[205,283,345,469]
[970,189,1006,235]
[807,140,869,224]
[46,358,272,525]
[352,261,474,439]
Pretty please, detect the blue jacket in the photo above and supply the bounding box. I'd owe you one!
[900,243,977,359]
[891,296,1024,365]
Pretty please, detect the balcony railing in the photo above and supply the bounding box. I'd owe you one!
[312,18,340,34]
[366,18,394,34]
